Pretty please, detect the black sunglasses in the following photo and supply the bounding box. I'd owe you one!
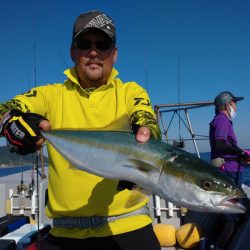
[74,39,114,51]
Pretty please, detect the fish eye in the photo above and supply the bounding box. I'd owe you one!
[203,180,212,190]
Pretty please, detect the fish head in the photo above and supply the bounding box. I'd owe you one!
[187,170,246,213]
[159,150,247,214]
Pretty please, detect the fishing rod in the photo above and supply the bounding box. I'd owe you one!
[177,54,184,148]
[35,150,40,248]
[17,155,28,211]
[31,7,42,249]
[58,51,69,68]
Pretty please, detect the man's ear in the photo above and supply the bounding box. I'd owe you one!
[113,48,118,64]
[70,45,75,62]
[225,102,230,111]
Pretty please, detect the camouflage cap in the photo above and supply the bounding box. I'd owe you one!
[72,10,116,43]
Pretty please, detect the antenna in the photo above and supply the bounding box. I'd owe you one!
[25,72,31,91]
[177,54,181,109]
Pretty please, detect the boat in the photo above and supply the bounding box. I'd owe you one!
[0,100,250,250]
[153,101,250,250]
[0,148,52,249]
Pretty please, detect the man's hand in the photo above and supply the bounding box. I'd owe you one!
[117,180,136,191]
[0,109,50,155]
[240,151,250,165]
[135,126,150,143]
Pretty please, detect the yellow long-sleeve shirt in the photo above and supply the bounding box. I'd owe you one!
[0,67,161,238]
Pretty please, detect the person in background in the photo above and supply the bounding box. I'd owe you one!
[0,10,161,250]
[208,91,250,249]
[209,91,250,187]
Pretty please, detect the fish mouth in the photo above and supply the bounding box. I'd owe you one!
[216,194,246,213]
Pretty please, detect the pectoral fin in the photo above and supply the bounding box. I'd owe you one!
[128,159,157,173]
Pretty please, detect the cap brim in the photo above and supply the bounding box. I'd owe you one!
[233,97,244,102]
[73,27,95,40]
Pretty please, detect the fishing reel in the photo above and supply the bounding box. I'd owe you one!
[16,183,29,194]
[27,181,35,196]
[16,183,29,210]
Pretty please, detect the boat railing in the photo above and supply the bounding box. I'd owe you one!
[7,188,37,215]
[153,101,214,220]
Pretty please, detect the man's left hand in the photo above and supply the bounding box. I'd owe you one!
[135,126,150,143]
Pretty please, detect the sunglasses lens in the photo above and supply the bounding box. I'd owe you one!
[75,39,113,51]
[95,40,113,51]
[76,40,92,50]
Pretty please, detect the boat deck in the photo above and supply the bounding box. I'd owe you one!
[0,166,183,249]
[1,166,250,250]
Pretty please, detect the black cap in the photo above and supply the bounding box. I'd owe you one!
[214,91,244,107]
[72,10,116,43]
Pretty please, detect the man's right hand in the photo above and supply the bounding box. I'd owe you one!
[0,109,50,155]
[117,180,136,191]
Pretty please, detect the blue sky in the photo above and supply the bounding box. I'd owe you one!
[0,0,250,152]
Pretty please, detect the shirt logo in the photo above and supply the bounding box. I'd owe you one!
[133,98,150,106]
[24,90,37,97]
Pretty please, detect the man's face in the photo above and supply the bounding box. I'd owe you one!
[71,29,117,88]
[230,101,237,112]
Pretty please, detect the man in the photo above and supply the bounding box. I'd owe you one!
[0,10,161,250]
[209,90,250,187]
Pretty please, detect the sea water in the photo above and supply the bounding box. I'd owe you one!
[0,166,32,177]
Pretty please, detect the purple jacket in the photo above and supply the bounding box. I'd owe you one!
[209,111,241,172]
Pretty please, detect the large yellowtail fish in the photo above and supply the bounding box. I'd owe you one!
[41,130,246,214]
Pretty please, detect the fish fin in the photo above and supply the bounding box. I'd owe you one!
[128,159,156,172]
[125,187,151,208]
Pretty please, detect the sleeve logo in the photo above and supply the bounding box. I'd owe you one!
[133,98,150,106]
[24,90,37,97]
